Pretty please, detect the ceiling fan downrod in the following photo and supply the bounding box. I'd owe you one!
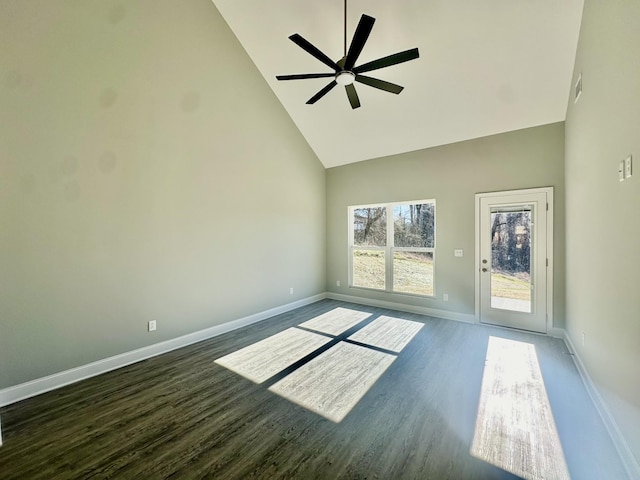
[336,0,356,85]
[344,0,347,58]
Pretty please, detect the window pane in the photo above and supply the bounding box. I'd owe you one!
[490,207,532,313]
[393,251,433,296]
[353,249,385,290]
[393,203,435,248]
[353,208,386,247]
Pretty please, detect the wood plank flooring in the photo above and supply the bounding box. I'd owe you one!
[0,300,630,479]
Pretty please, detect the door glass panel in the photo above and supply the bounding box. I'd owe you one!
[490,205,532,313]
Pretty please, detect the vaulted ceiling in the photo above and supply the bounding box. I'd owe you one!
[212,0,584,168]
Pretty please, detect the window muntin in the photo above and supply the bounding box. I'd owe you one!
[349,200,435,297]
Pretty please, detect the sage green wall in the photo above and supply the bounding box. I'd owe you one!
[0,0,325,388]
[565,0,640,466]
[326,123,565,326]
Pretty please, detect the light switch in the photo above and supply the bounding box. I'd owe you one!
[454,249,463,257]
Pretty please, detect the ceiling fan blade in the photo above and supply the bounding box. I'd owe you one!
[355,75,404,94]
[276,73,336,81]
[353,47,420,74]
[306,80,338,104]
[289,34,340,71]
[344,14,375,71]
[345,84,361,109]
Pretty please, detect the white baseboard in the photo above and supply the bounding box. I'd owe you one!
[326,292,476,324]
[0,293,326,408]
[561,330,640,480]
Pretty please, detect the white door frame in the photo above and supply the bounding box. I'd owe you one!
[474,187,554,333]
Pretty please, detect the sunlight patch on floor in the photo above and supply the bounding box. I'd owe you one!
[214,328,332,383]
[471,336,570,480]
[269,342,396,423]
[298,307,372,336]
[215,307,424,422]
[348,316,423,353]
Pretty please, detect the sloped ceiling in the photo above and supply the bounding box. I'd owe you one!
[212,0,584,168]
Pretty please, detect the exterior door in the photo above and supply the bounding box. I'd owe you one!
[477,189,552,333]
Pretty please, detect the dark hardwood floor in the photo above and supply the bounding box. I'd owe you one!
[0,300,629,479]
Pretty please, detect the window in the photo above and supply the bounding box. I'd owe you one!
[349,200,436,296]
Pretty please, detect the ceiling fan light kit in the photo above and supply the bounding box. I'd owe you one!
[335,71,356,86]
[276,1,419,109]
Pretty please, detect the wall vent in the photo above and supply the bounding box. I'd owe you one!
[574,73,582,103]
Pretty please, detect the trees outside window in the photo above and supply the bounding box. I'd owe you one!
[350,200,436,296]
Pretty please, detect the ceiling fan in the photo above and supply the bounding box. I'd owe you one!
[276,0,420,109]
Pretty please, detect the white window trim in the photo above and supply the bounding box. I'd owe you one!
[348,199,436,298]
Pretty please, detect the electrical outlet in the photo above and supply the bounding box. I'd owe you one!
[619,161,625,182]
[148,320,157,332]
[289,287,294,295]
[454,249,463,257]
[443,293,449,301]
[336,280,341,287]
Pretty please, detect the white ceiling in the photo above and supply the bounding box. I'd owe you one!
[212,0,584,168]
